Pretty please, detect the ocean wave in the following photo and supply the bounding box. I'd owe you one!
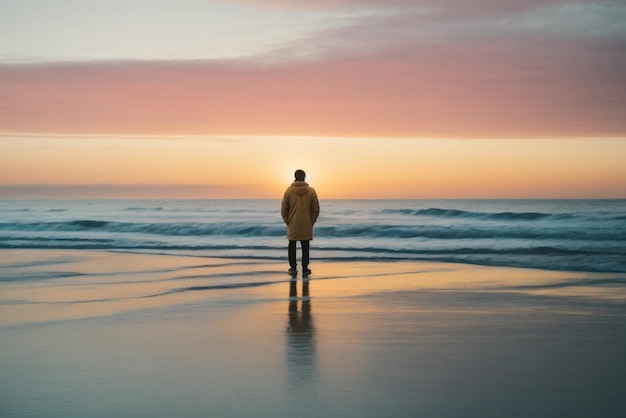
[316,247,626,273]
[319,224,624,241]
[0,235,276,251]
[2,234,624,272]
[2,236,617,257]
[1,219,624,242]
[380,207,573,221]
[318,245,626,261]
[125,206,164,212]
[0,220,286,237]
[1,200,624,274]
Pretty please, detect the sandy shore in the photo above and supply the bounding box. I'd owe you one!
[1,249,625,417]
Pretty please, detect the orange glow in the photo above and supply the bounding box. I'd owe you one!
[1,135,625,199]
[1,2,625,200]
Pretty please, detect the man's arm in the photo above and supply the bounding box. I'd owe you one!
[310,190,320,224]
[281,191,290,224]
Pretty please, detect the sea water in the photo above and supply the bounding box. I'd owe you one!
[1,199,624,273]
[2,200,626,418]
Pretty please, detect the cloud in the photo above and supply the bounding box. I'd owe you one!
[236,0,626,55]
[273,0,626,60]
[0,184,267,199]
[2,35,624,138]
[234,0,623,24]
[1,0,624,138]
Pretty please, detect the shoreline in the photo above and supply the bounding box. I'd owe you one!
[2,248,624,328]
[2,249,625,417]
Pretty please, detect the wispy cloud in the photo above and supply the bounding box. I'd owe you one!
[2,44,624,138]
[0,184,268,199]
[1,0,624,138]
[0,132,247,143]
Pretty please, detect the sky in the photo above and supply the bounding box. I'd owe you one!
[1,0,625,198]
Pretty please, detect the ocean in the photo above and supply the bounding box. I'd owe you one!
[1,199,625,273]
[2,199,626,418]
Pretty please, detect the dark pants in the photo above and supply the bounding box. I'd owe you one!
[288,240,310,268]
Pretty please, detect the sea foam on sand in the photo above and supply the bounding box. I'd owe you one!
[1,249,625,417]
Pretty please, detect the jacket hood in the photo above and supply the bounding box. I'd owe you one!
[289,181,311,195]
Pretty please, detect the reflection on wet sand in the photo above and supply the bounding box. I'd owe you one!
[287,279,316,387]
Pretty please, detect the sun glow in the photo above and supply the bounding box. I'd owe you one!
[1,134,625,199]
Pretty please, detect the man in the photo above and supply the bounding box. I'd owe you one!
[281,169,320,276]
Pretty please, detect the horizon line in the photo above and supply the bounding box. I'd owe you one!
[1,184,624,201]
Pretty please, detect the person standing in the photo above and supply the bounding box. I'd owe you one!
[281,169,320,276]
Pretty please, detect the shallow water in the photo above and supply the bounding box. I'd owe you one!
[1,251,625,417]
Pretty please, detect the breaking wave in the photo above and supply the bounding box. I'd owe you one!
[380,207,574,221]
[1,218,622,242]
[1,199,625,273]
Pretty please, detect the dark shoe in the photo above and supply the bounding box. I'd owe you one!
[288,267,297,276]
[303,267,312,275]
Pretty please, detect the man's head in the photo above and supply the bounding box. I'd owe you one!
[294,169,306,181]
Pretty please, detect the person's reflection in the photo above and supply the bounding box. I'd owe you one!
[287,278,316,387]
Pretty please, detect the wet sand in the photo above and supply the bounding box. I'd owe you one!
[1,250,625,417]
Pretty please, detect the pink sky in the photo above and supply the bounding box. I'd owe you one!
[1,0,625,198]
[1,35,625,138]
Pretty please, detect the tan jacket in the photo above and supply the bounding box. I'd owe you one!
[281,181,320,241]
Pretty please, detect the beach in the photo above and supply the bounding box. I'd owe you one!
[2,0,625,415]
[2,249,625,417]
